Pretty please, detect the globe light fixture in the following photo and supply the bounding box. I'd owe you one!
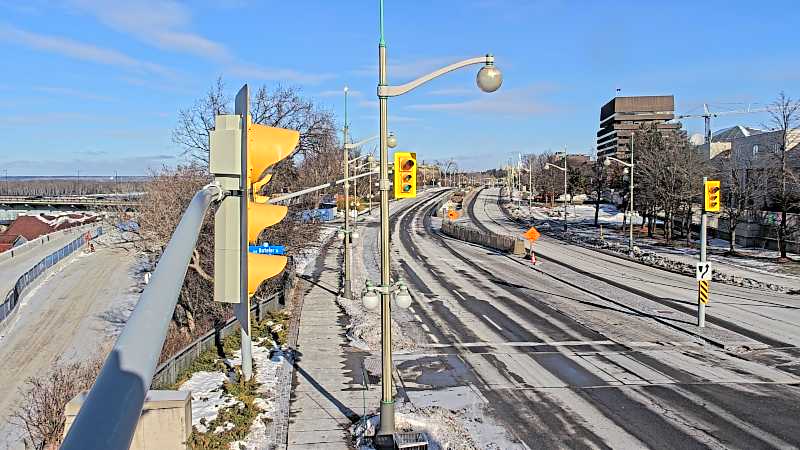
[362,281,380,311]
[477,56,503,93]
[393,284,412,309]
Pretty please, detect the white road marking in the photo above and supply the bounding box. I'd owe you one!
[413,313,422,322]
[421,323,431,333]
[482,314,503,331]
[427,333,439,343]
[419,340,619,348]
[454,290,466,300]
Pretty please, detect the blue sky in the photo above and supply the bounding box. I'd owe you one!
[1,0,798,175]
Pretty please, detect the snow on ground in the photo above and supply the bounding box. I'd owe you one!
[342,212,419,352]
[179,371,238,434]
[294,225,338,276]
[352,403,523,450]
[228,339,291,450]
[181,332,290,448]
[508,202,799,287]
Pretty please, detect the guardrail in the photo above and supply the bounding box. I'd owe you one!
[61,185,220,450]
[0,227,103,328]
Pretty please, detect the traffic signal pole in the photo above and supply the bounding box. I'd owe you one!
[235,86,254,380]
[698,176,708,327]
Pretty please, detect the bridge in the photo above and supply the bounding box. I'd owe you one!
[0,196,141,211]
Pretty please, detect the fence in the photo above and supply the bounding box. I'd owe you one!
[0,227,103,327]
[151,257,297,389]
[441,220,525,255]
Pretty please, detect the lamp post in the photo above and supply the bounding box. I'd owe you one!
[342,88,394,300]
[545,151,568,232]
[371,0,502,436]
[342,87,353,299]
[519,163,532,212]
[351,155,376,228]
[346,135,393,215]
[603,152,635,253]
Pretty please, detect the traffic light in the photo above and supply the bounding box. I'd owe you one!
[245,119,299,295]
[704,180,721,212]
[394,151,417,198]
[210,114,299,303]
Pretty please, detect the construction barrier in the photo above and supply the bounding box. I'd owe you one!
[441,220,525,255]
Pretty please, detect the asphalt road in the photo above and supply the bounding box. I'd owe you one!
[0,245,138,450]
[373,187,800,449]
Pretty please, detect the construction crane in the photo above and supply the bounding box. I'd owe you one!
[677,103,769,144]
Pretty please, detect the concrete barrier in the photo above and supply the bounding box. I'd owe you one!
[441,220,525,256]
[64,390,191,450]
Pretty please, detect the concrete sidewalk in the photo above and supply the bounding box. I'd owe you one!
[287,242,379,449]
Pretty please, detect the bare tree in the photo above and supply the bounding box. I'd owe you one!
[635,123,705,243]
[10,357,103,450]
[765,91,800,259]
[714,150,768,254]
[172,77,230,166]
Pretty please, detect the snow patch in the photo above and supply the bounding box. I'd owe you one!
[179,371,238,434]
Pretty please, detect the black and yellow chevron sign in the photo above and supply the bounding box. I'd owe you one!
[698,280,710,305]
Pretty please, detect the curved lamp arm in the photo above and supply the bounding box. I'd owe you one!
[378,55,493,98]
[345,134,379,149]
[545,162,567,172]
[605,156,633,168]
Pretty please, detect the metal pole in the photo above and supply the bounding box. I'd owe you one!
[61,186,218,450]
[354,162,359,229]
[629,135,635,253]
[343,88,352,300]
[236,86,253,381]
[377,1,395,433]
[699,176,707,327]
[563,153,568,232]
[528,163,532,212]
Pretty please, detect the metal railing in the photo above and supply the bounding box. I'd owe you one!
[61,185,220,450]
[0,227,103,327]
[151,268,294,389]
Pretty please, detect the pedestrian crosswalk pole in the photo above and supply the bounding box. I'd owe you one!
[698,176,707,328]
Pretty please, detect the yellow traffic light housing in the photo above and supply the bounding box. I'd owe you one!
[245,121,299,295]
[394,151,417,198]
[704,180,721,212]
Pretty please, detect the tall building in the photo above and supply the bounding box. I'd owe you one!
[596,95,679,158]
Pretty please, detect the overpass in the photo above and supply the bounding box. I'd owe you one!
[0,196,141,212]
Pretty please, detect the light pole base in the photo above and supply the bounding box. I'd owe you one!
[343,282,353,300]
[378,400,395,436]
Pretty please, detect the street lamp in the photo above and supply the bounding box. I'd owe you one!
[545,151,568,231]
[603,153,635,253]
[351,155,376,227]
[343,85,395,300]
[372,0,502,436]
